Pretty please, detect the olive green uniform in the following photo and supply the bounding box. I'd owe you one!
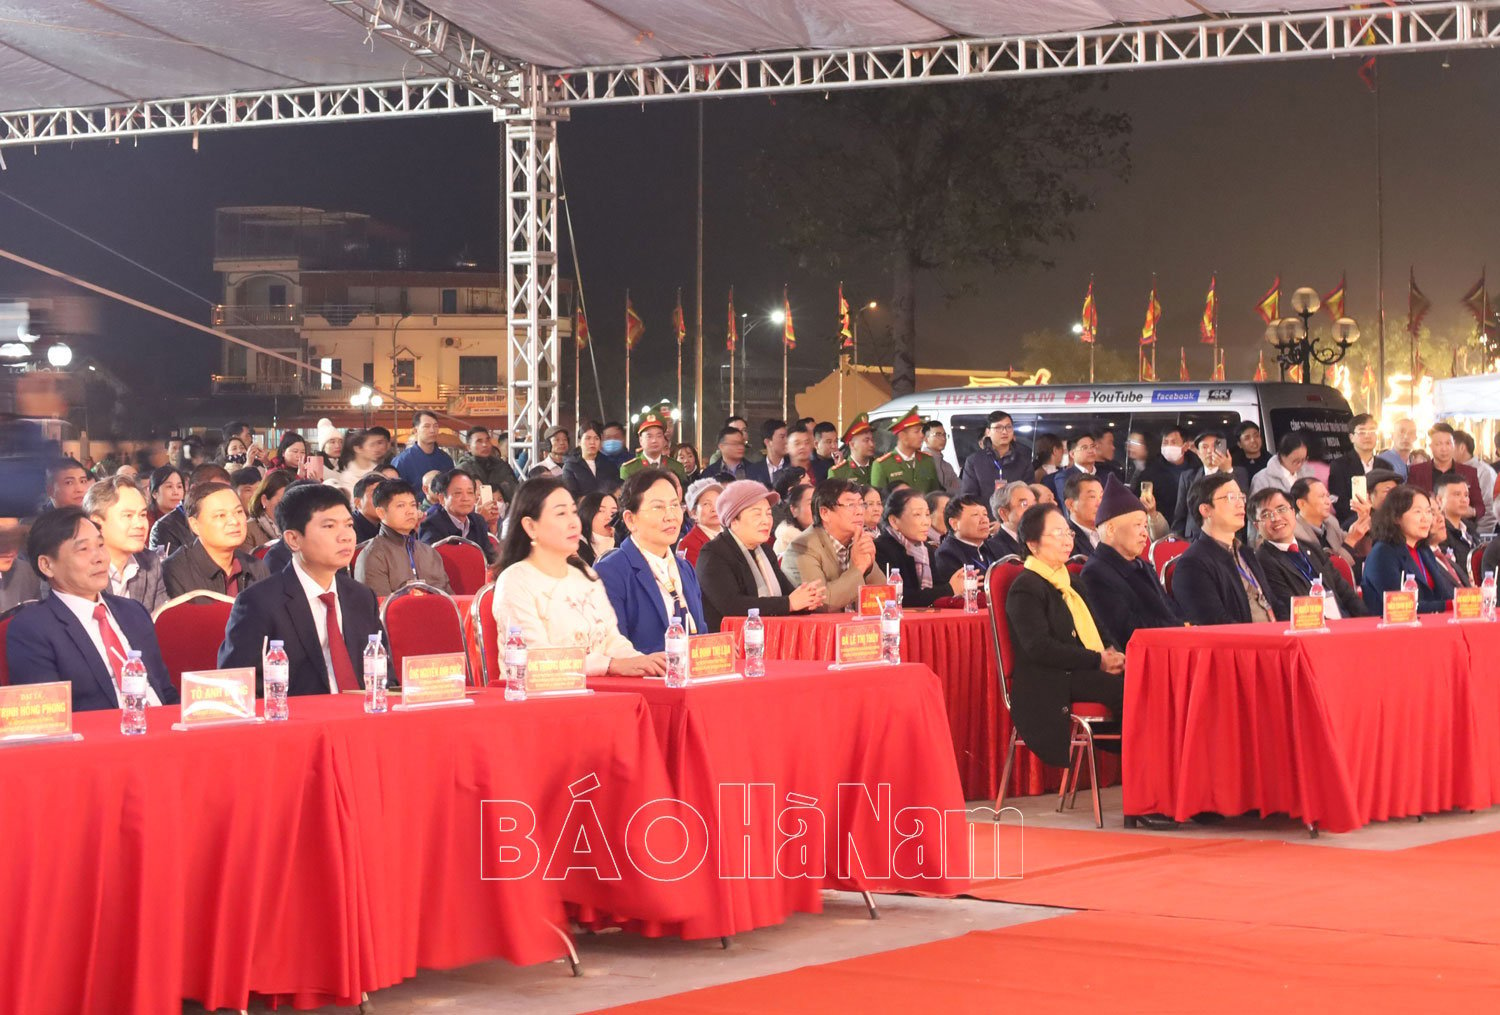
[869,449,940,493]
[828,458,875,486]
[619,455,687,482]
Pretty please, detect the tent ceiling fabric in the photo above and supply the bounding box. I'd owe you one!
[2,0,1363,114]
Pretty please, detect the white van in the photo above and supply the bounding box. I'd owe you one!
[866,381,1354,474]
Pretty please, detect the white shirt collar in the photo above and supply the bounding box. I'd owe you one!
[52,588,106,626]
[109,556,139,595]
[292,557,336,598]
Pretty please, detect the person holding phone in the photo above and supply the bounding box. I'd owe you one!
[1172,430,1248,539]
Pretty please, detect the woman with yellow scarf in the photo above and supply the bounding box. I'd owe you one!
[1004,502,1126,773]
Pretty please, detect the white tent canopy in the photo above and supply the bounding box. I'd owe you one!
[1435,373,1500,419]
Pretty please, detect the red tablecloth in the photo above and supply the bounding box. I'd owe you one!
[587,660,968,939]
[1125,616,1500,833]
[0,690,683,1013]
[719,611,1097,800]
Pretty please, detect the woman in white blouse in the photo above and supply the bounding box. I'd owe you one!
[492,476,665,677]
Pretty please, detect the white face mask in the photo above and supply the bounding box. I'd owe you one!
[1161,444,1184,464]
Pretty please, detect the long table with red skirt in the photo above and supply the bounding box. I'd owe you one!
[587,660,968,940]
[1124,615,1500,834]
[718,610,1108,800]
[0,689,690,1014]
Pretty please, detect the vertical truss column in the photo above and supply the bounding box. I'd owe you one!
[503,67,565,467]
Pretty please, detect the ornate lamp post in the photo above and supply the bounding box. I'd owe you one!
[1265,287,1359,383]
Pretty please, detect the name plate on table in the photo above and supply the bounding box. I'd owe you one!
[394,652,474,710]
[1451,587,1485,623]
[173,668,260,731]
[857,584,898,617]
[0,682,80,745]
[524,647,590,697]
[830,619,891,670]
[688,632,741,683]
[1286,595,1328,634]
[1380,590,1420,628]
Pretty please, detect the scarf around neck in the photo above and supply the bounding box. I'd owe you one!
[1024,555,1104,653]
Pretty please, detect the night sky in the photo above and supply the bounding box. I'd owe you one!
[1,46,1497,431]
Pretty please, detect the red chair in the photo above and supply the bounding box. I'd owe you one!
[380,582,469,686]
[1328,553,1356,590]
[465,583,499,686]
[1162,556,1181,598]
[1471,545,1488,587]
[251,539,278,562]
[0,600,39,686]
[1066,554,1087,576]
[985,559,1027,809]
[1149,536,1189,582]
[433,537,488,596]
[153,591,235,689]
[350,539,371,574]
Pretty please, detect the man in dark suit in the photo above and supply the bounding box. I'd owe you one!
[1326,413,1382,527]
[1063,472,1103,559]
[1250,488,1365,621]
[219,484,386,696]
[740,419,791,489]
[933,495,1005,586]
[1171,471,1274,626]
[1407,423,1485,520]
[1080,476,1182,646]
[418,468,499,564]
[7,508,179,711]
[692,480,823,630]
[986,480,1035,561]
[1172,430,1249,539]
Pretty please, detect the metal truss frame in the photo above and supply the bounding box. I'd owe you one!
[0,77,484,147]
[549,1,1500,105]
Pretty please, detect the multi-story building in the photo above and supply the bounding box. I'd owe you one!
[211,206,570,435]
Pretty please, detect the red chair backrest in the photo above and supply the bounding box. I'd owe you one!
[1162,556,1181,598]
[154,596,235,689]
[984,560,1025,715]
[1328,553,1355,589]
[1066,559,1085,576]
[435,540,487,595]
[350,539,370,574]
[381,584,467,684]
[0,612,16,685]
[1149,537,1189,578]
[466,583,499,685]
[1471,545,1487,586]
[251,539,277,561]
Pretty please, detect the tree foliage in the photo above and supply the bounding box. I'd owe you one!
[758,79,1131,394]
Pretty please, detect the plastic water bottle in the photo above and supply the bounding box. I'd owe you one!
[887,566,904,615]
[363,635,388,713]
[1402,573,1418,596]
[503,626,528,701]
[263,640,290,721]
[665,615,689,688]
[744,608,765,678]
[1483,570,1497,621]
[880,599,902,663]
[963,566,980,614]
[120,650,148,735]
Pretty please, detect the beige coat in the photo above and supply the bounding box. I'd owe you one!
[781,525,882,612]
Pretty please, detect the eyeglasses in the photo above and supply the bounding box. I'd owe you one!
[1043,527,1075,541]
[834,498,865,511]
[1353,428,1379,437]
[1214,492,1247,505]
[1257,504,1293,520]
[989,423,1014,432]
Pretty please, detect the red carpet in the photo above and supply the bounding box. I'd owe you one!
[597,910,1500,1013]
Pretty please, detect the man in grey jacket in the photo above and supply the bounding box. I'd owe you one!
[781,478,882,611]
[84,474,168,614]
[354,479,452,596]
[453,426,520,503]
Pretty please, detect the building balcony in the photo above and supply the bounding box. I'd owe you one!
[211,374,302,396]
[212,304,301,327]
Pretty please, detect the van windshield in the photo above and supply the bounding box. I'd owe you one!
[1268,407,1352,462]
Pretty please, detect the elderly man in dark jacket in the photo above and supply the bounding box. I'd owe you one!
[1080,476,1182,647]
[1170,472,1274,625]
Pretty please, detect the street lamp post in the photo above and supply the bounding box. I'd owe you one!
[734,310,785,419]
[1265,287,1360,383]
[350,385,384,428]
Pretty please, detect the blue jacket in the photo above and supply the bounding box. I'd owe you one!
[1360,540,1454,614]
[596,536,707,654]
[392,443,456,491]
[958,443,1031,502]
[7,592,180,711]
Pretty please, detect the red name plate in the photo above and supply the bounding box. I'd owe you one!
[858,584,897,617]
[1452,587,1484,622]
[524,647,588,695]
[835,620,884,666]
[1287,595,1326,633]
[399,652,471,708]
[1382,590,1418,626]
[688,632,738,679]
[177,668,257,728]
[0,682,73,742]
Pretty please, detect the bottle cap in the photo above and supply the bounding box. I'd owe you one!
[269,640,284,648]
[508,624,522,634]
[748,608,760,618]
[368,633,381,643]
[126,649,141,659]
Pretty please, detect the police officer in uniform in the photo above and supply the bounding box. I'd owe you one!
[828,413,877,486]
[870,406,940,493]
[619,411,687,483]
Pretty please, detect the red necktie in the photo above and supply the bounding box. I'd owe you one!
[92,603,128,687]
[1287,542,1299,553]
[318,592,359,692]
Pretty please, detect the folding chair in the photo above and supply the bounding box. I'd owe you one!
[433,537,488,595]
[0,600,39,686]
[1149,536,1189,581]
[1162,556,1182,598]
[380,581,469,685]
[1328,553,1356,590]
[251,539,278,562]
[152,591,235,689]
[349,538,371,575]
[465,582,499,686]
[1470,545,1488,587]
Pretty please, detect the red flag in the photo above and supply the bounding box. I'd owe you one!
[1212,348,1226,381]
[672,289,686,346]
[782,287,796,349]
[1200,275,1217,344]
[1324,274,1346,321]
[1179,347,1190,382]
[838,283,853,348]
[1253,351,1267,382]
[727,287,738,352]
[1139,347,1156,382]
[1356,6,1379,92]
[625,294,645,350]
[1140,282,1161,346]
[1080,278,1098,344]
[1409,268,1431,337]
[1462,272,1488,324]
[575,305,590,350]
[1255,277,1281,324]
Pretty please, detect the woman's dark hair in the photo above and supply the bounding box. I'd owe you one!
[578,490,617,538]
[149,465,183,498]
[1031,433,1062,473]
[671,443,700,471]
[771,467,807,502]
[617,466,677,515]
[495,476,591,579]
[1276,432,1308,458]
[882,486,925,528]
[578,419,602,439]
[277,432,307,456]
[340,429,371,469]
[1018,502,1062,548]
[1371,484,1429,546]
[249,469,295,520]
[782,484,812,528]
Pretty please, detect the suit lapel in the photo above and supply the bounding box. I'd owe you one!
[281,570,328,681]
[625,541,670,630]
[47,594,117,703]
